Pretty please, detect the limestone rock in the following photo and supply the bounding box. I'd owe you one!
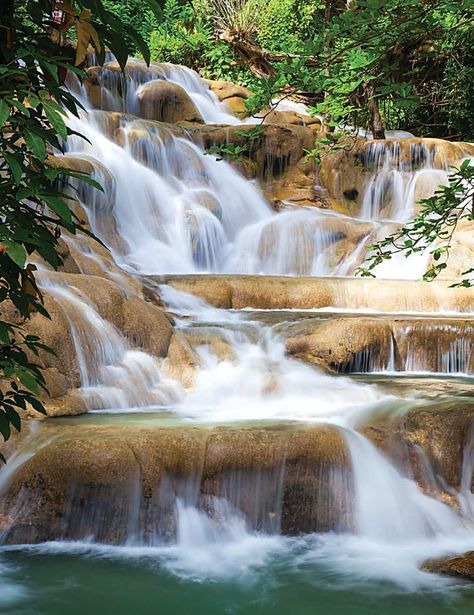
[318,137,474,216]
[207,80,252,102]
[0,423,351,543]
[285,318,393,369]
[430,218,474,282]
[137,80,203,124]
[258,109,321,130]
[159,275,474,313]
[223,95,248,116]
[422,551,474,580]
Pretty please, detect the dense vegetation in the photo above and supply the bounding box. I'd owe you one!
[144,0,473,140]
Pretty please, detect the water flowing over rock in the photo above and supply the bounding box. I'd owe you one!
[2,58,474,593]
[0,424,350,544]
[160,275,474,312]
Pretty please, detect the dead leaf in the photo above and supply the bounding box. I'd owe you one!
[75,9,101,66]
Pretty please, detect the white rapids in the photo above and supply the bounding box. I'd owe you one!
[1,60,472,595]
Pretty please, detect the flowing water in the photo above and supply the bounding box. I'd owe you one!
[1,60,473,613]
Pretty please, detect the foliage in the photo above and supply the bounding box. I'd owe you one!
[357,161,474,286]
[149,0,257,86]
[102,0,162,43]
[0,0,160,455]
[255,0,318,53]
[170,0,473,140]
[207,0,262,36]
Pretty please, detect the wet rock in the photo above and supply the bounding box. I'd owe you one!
[164,329,235,390]
[0,423,351,543]
[422,551,474,580]
[318,137,474,216]
[137,80,203,124]
[207,79,252,102]
[400,402,474,490]
[9,269,174,415]
[223,96,248,116]
[283,316,474,374]
[258,109,321,130]
[159,275,474,313]
[184,123,315,180]
[122,295,173,358]
[285,318,393,370]
[430,219,474,283]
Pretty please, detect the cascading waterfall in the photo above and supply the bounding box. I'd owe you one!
[65,59,461,281]
[1,59,473,603]
[156,288,474,579]
[360,140,450,221]
[335,321,474,376]
[63,110,372,276]
[37,272,181,411]
[71,59,245,125]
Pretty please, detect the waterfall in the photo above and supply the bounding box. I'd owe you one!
[37,273,181,411]
[345,430,469,542]
[360,141,450,221]
[71,59,244,125]
[2,58,473,598]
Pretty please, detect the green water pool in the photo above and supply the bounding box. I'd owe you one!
[1,544,473,615]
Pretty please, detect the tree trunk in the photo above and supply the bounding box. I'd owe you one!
[366,83,386,139]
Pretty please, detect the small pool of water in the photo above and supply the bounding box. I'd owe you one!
[1,542,473,615]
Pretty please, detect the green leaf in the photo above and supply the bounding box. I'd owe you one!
[26,396,46,415]
[5,407,21,432]
[0,413,11,442]
[41,195,73,224]
[0,99,9,127]
[2,241,27,268]
[24,130,46,160]
[43,102,68,141]
[3,152,22,185]
[16,370,39,395]
[0,322,12,345]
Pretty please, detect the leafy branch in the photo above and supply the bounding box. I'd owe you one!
[357,160,474,286]
[0,0,160,455]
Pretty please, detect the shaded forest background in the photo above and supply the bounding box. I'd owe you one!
[103,0,474,140]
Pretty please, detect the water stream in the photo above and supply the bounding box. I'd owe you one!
[0,60,473,612]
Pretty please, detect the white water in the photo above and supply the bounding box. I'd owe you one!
[66,60,450,279]
[4,60,473,593]
[73,59,243,125]
[359,140,450,222]
[37,273,182,411]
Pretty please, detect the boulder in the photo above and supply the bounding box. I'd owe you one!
[258,109,321,130]
[399,402,474,490]
[207,80,253,102]
[285,318,393,370]
[422,551,474,580]
[137,80,203,124]
[223,95,248,116]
